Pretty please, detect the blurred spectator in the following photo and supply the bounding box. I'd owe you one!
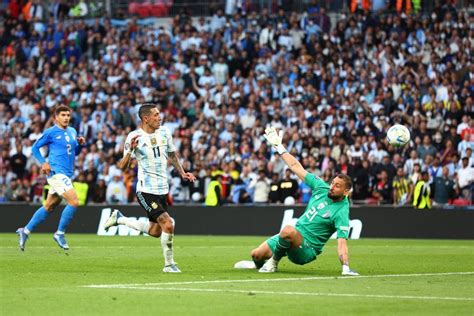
[372,170,392,204]
[278,168,299,203]
[91,179,107,204]
[413,172,431,209]
[457,157,474,202]
[432,166,456,206]
[417,135,437,161]
[392,167,413,206]
[106,175,127,204]
[249,169,270,203]
[205,175,222,206]
[268,172,281,203]
[9,143,27,179]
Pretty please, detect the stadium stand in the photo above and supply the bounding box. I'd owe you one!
[0,0,472,206]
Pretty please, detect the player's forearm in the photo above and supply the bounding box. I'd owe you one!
[169,152,185,176]
[118,154,132,170]
[32,145,46,164]
[280,152,302,172]
[337,239,350,266]
[280,152,307,181]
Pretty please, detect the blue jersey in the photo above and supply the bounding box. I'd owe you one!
[32,125,81,178]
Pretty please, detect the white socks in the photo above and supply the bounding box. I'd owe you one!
[161,232,175,266]
[117,217,150,234]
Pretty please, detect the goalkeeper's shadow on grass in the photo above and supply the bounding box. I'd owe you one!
[233,260,336,276]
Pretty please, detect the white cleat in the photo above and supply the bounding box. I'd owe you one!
[163,264,181,273]
[258,258,278,273]
[104,210,123,230]
[234,260,257,269]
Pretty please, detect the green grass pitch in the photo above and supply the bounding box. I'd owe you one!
[1,234,473,315]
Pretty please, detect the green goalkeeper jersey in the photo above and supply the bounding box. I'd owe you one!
[295,173,350,254]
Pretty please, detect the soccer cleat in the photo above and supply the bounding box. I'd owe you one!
[258,258,278,273]
[341,269,360,276]
[16,228,29,251]
[53,233,69,250]
[163,264,181,273]
[104,210,123,230]
[234,260,257,269]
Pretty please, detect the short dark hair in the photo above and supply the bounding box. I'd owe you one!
[334,173,352,190]
[138,103,157,120]
[54,105,71,116]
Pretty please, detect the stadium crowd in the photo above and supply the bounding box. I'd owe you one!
[0,0,473,207]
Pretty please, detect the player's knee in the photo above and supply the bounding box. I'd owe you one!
[280,225,296,240]
[43,203,56,212]
[251,249,262,261]
[68,199,80,208]
[162,220,174,233]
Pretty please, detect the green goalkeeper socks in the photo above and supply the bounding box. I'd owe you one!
[273,237,291,261]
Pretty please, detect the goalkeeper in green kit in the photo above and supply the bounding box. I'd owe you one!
[246,127,359,275]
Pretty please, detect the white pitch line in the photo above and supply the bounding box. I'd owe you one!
[1,245,249,249]
[84,286,474,302]
[84,271,474,288]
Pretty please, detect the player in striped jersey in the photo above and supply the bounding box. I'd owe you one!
[104,103,195,273]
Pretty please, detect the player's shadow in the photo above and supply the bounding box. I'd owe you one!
[233,268,338,277]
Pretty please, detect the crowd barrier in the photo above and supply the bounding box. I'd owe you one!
[1,204,473,239]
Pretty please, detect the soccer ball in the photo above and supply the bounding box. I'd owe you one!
[386,124,410,147]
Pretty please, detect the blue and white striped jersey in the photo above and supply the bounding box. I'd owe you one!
[124,126,176,195]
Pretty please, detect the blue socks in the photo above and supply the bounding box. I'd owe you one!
[57,205,77,233]
[25,206,50,233]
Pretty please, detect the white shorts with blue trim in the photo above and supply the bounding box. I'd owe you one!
[47,174,74,195]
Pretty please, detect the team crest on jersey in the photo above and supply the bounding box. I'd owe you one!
[317,202,328,210]
[65,135,70,142]
[151,137,157,146]
[151,202,158,209]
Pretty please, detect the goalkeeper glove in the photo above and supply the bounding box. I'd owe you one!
[341,264,359,276]
[263,127,287,155]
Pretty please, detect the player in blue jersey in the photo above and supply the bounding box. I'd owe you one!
[104,103,195,272]
[16,105,86,251]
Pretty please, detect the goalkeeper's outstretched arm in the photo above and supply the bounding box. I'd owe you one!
[280,152,308,182]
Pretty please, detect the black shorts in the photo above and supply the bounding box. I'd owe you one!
[136,192,168,222]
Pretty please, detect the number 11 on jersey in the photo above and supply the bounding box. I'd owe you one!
[152,146,160,158]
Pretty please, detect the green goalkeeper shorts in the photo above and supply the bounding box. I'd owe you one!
[266,232,318,265]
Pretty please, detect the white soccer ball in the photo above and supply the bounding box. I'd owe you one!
[386,124,410,147]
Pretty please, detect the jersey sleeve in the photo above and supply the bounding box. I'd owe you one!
[32,129,50,164]
[333,205,350,239]
[72,128,82,155]
[304,173,329,191]
[165,127,177,153]
[123,132,137,158]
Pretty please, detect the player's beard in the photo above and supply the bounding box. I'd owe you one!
[327,192,344,202]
